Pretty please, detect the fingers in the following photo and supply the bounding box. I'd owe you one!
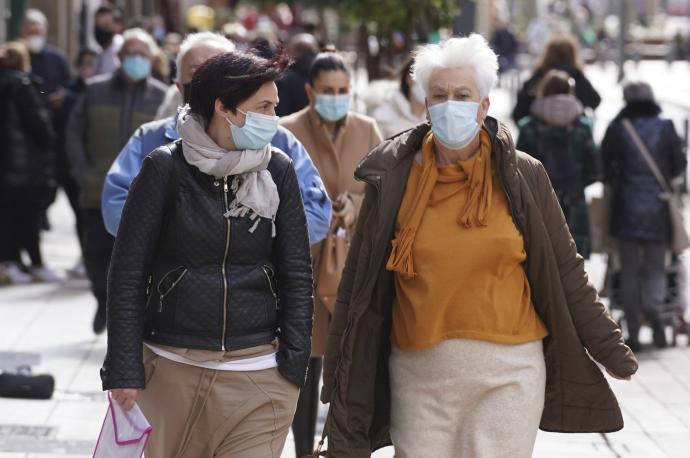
[110,389,138,411]
[122,396,136,411]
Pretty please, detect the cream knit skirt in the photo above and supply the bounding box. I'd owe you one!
[389,338,546,458]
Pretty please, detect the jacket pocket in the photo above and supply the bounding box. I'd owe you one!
[157,266,188,312]
[262,265,279,323]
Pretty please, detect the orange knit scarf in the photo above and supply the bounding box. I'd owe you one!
[386,129,493,279]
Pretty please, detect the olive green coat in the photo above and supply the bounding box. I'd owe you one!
[321,118,638,457]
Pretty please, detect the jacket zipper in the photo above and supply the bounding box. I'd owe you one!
[221,176,231,351]
[157,267,188,312]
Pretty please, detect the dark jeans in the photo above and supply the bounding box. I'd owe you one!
[0,197,44,266]
[292,357,323,457]
[618,239,667,342]
[83,209,114,313]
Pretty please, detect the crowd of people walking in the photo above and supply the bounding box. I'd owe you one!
[0,5,687,457]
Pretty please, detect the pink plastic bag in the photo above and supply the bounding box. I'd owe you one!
[93,392,152,458]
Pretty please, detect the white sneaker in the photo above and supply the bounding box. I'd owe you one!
[29,266,63,283]
[0,262,33,285]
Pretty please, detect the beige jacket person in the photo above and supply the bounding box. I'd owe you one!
[281,106,383,356]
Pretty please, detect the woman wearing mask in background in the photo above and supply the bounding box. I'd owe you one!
[0,41,59,284]
[321,35,636,457]
[102,51,313,457]
[280,51,383,457]
[372,56,427,138]
[512,35,601,124]
[517,70,600,258]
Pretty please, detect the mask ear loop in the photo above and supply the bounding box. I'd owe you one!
[225,107,248,128]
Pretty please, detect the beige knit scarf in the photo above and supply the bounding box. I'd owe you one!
[177,105,279,236]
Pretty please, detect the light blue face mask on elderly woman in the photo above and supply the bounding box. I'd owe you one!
[428,100,481,149]
[227,109,279,151]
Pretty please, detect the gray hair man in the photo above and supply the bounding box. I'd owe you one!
[65,28,168,335]
[21,8,71,110]
[155,31,236,120]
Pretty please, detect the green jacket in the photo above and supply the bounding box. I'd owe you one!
[321,118,637,457]
[66,71,167,209]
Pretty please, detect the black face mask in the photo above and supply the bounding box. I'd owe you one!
[182,83,192,104]
[94,27,114,48]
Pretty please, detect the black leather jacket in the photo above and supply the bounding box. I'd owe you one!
[101,141,313,389]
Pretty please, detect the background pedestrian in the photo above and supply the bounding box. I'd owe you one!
[65,28,166,334]
[0,41,59,284]
[517,69,600,258]
[602,81,687,352]
[281,50,383,457]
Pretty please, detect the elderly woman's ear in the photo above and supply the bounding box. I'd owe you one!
[478,97,491,124]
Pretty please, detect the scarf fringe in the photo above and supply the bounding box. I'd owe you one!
[386,227,418,279]
[224,206,277,238]
[387,130,493,278]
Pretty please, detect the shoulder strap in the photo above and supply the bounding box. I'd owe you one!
[622,118,671,193]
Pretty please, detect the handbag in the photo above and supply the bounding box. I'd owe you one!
[0,367,54,400]
[316,217,350,314]
[93,392,152,458]
[589,186,616,254]
[622,118,690,255]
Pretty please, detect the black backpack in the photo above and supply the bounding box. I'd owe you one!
[535,123,583,208]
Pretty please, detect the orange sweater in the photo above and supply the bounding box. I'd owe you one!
[392,151,548,350]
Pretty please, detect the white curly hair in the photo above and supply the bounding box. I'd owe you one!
[412,34,499,99]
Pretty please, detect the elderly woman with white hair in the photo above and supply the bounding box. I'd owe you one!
[319,35,638,458]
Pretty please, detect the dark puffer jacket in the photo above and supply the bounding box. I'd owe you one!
[101,141,314,390]
[602,102,686,241]
[0,69,56,193]
[512,65,601,123]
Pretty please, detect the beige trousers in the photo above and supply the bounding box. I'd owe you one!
[389,339,546,458]
[138,347,299,458]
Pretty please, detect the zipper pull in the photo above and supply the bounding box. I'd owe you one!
[223,176,228,193]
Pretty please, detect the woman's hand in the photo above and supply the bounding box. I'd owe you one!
[110,388,141,411]
[333,193,356,228]
[606,368,631,381]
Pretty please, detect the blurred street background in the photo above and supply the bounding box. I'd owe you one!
[0,0,689,457]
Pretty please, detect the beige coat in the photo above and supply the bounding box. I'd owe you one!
[281,106,383,357]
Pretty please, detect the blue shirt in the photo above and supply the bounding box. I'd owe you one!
[102,114,331,244]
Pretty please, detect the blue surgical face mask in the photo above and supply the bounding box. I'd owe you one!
[314,94,350,122]
[428,100,481,149]
[228,109,279,151]
[121,55,151,82]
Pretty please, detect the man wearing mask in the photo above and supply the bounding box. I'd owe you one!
[21,9,71,112]
[93,5,123,76]
[102,32,331,245]
[66,28,167,334]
